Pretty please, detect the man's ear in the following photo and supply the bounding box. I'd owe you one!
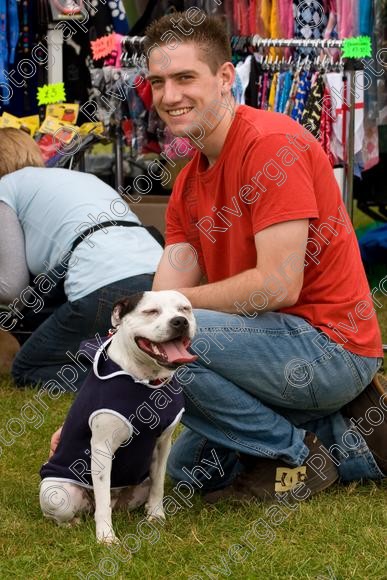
[218,61,235,94]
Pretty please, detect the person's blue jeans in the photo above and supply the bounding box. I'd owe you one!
[12,274,154,390]
[168,309,384,486]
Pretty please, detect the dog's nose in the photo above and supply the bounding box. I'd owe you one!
[169,316,189,331]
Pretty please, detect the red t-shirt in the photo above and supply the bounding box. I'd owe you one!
[165,105,383,358]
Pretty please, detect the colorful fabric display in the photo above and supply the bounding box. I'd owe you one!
[301,74,325,137]
[319,86,335,166]
[0,0,19,105]
[326,71,364,163]
[291,71,312,122]
[108,0,130,35]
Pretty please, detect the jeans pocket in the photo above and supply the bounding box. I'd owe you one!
[280,349,370,411]
[280,355,328,409]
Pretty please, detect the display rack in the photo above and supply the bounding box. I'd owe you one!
[237,36,360,221]
[118,35,362,219]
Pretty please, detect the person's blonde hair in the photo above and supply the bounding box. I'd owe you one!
[0,128,44,178]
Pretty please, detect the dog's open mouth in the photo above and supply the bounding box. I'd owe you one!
[135,336,197,366]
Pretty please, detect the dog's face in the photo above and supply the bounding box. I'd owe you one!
[111,290,197,371]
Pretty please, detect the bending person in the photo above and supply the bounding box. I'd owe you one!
[0,128,162,390]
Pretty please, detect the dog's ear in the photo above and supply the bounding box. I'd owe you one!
[111,303,124,328]
[111,292,145,327]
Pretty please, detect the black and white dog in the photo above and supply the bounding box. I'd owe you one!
[39,290,197,544]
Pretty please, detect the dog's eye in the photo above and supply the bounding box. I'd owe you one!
[142,309,160,315]
[179,306,191,313]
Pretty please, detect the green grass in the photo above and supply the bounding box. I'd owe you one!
[0,206,386,580]
[0,393,386,580]
[0,392,386,580]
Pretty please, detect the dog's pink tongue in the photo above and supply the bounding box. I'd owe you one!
[161,339,197,364]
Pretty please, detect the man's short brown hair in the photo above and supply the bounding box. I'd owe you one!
[144,11,231,74]
[0,128,44,178]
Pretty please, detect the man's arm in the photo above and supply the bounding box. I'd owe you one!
[152,242,203,290]
[175,219,308,314]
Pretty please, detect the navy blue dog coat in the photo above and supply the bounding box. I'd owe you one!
[40,337,184,489]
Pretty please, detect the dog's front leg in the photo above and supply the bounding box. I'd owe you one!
[90,412,131,544]
[145,418,180,521]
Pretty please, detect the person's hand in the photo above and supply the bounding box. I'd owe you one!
[49,426,63,458]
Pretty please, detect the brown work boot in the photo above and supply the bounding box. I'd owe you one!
[204,432,339,504]
[342,373,387,475]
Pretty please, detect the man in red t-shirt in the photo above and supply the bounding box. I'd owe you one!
[145,11,386,500]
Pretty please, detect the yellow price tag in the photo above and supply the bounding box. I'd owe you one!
[37,83,67,106]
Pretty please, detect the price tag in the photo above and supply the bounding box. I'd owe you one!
[342,36,372,59]
[37,83,66,106]
[90,34,117,60]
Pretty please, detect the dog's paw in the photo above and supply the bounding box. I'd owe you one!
[97,533,120,545]
[145,502,165,522]
[96,527,119,545]
[146,513,165,523]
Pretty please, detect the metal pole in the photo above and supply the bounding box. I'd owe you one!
[121,36,344,51]
[250,37,344,49]
[121,35,344,50]
[114,125,124,192]
[346,66,356,222]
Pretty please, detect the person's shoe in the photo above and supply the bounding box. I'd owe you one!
[341,373,387,475]
[204,432,339,504]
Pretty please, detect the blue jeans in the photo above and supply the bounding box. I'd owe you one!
[12,274,154,390]
[168,309,384,486]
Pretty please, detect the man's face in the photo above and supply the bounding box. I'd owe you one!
[148,43,224,139]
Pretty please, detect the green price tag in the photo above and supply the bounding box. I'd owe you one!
[37,82,66,106]
[342,36,371,59]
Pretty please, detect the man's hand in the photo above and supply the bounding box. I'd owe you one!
[49,426,63,458]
